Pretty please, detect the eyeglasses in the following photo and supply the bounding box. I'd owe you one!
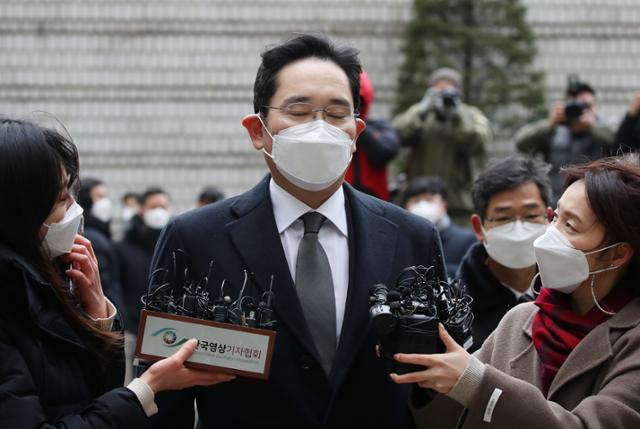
[263,102,359,126]
[484,214,547,227]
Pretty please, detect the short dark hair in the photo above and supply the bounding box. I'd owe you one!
[122,192,140,204]
[472,155,552,219]
[78,177,103,211]
[404,176,448,206]
[567,81,596,98]
[198,186,224,206]
[141,187,168,205]
[253,33,362,117]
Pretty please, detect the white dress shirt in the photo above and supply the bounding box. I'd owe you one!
[269,179,349,341]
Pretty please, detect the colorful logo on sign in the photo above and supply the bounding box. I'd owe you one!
[151,328,189,348]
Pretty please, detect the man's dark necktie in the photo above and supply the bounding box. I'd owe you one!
[295,212,337,376]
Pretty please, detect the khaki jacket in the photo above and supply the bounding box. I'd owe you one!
[412,299,640,428]
[392,102,490,224]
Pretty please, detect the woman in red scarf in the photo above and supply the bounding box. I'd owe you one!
[392,155,640,428]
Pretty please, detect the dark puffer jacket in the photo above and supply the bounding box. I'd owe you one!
[0,244,148,428]
[456,242,535,352]
[116,216,162,334]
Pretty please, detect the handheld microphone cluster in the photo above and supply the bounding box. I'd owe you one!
[369,265,473,374]
[142,250,277,331]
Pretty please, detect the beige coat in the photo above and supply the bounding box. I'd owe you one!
[412,298,640,428]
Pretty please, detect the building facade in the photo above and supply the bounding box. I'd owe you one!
[1,0,638,216]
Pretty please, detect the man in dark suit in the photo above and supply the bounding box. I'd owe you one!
[147,33,446,429]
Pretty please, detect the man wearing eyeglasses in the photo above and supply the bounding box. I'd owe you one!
[148,33,446,429]
[458,155,553,352]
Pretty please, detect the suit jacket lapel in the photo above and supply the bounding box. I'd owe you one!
[226,176,319,359]
[329,184,398,386]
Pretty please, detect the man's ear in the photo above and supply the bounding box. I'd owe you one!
[242,114,269,151]
[546,206,554,222]
[471,214,485,242]
[352,118,367,152]
[355,118,366,136]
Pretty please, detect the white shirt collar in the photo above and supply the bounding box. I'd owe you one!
[501,281,534,299]
[269,178,348,237]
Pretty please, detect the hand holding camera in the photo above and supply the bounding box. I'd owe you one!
[630,91,640,117]
[549,101,566,126]
[390,323,471,394]
[563,99,595,133]
[369,265,473,375]
[419,88,461,121]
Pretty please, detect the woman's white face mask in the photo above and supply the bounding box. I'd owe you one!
[260,118,355,192]
[42,201,84,259]
[482,220,548,269]
[533,225,621,293]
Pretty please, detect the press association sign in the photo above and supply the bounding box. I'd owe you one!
[135,310,276,380]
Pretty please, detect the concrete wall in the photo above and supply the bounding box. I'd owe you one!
[1,0,638,218]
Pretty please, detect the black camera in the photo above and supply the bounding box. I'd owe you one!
[369,265,473,374]
[564,100,589,124]
[432,89,461,121]
[563,74,593,124]
[441,89,461,109]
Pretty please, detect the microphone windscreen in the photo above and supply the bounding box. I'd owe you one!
[387,290,402,302]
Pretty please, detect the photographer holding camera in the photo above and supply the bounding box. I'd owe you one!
[393,68,491,226]
[516,79,615,204]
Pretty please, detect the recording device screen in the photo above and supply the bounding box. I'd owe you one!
[369,265,473,374]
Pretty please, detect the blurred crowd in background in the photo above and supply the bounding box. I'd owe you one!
[2,0,640,385]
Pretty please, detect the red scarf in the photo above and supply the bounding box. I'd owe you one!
[532,286,633,395]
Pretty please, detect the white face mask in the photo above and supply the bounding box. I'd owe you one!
[533,225,620,293]
[143,207,171,230]
[91,198,113,223]
[483,220,548,269]
[409,200,444,225]
[42,201,84,259]
[122,206,137,222]
[260,119,354,192]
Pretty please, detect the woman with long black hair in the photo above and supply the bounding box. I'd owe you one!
[0,118,234,428]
